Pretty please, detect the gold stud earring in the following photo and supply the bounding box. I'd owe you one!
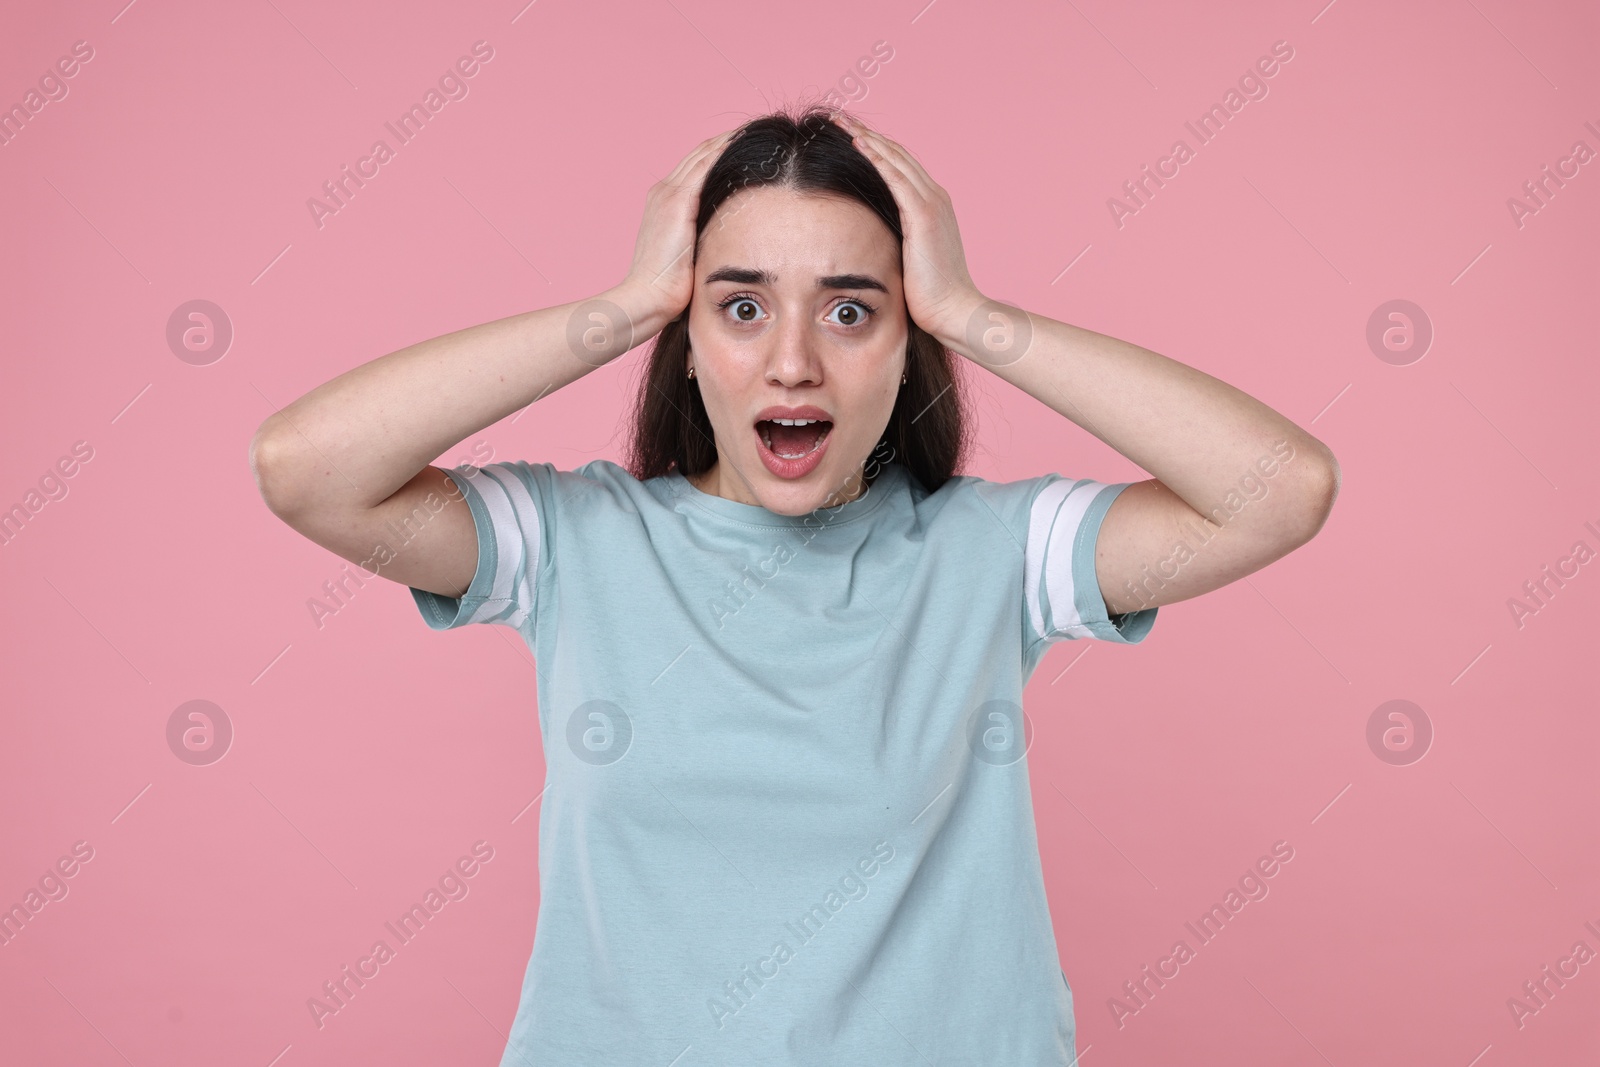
[687,366,696,380]
[900,371,907,385]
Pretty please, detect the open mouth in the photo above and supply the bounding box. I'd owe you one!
[756,418,834,459]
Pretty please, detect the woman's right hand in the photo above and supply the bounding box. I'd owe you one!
[616,129,735,329]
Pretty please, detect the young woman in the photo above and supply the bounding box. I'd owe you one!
[252,106,1338,1065]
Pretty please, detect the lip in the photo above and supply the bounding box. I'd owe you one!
[753,404,834,424]
[754,421,831,479]
[752,405,834,480]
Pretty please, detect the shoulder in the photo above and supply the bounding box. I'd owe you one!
[912,468,1056,544]
[468,458,691,521]
[916,468,1126,557]
[566,458,678,514]
[445,459,644,523]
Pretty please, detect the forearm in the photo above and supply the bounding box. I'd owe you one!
[252,283,670,512]
[938,300,1337,524]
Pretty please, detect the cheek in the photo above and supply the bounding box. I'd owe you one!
[694,371,750,443]
[839,382,898,440]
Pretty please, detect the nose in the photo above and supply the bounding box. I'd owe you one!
[763,308,824,388]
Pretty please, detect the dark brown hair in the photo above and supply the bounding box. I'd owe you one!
[623,105,973,495]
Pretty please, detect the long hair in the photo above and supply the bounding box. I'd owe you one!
[623,105,973,494]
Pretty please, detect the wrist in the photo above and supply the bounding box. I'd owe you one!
[603,280,682,345]
[927,289,992,356]
[944,293,1037,370]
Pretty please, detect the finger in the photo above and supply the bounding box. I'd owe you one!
[663,129,736,186]
[684,130,735,182]
[836,111,874,136]
[841,115,938,198]
[841,116,921,192]
[852,128,930,206]
[673,129,734,182]
[853,127,938,202]
[853,135,965,295]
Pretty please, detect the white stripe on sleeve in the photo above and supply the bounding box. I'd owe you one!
[482,465,542,630]
[1024,478,1115,642]
[457,465,537,628]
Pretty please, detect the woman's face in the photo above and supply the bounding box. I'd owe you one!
[685,184,907,516]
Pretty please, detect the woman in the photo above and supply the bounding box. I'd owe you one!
[251,106,1338,1065]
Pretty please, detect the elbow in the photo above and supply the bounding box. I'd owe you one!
[249,420,306,519]
[1287,445,1340,545]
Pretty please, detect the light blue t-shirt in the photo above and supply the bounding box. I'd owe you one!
[411,457,1156,1066]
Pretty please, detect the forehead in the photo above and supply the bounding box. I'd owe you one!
[697,185,900,281]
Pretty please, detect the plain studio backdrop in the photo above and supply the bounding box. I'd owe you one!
[1,0,1596,1064]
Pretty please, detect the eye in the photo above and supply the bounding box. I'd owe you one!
[715,292,765,323]
[826,298,878,327]
[712,293,880,328]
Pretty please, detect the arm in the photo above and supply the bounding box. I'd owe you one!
[249,130,734,598]
[941,312,1339,617]
[840,115,1339,617]
[248,289,656,599]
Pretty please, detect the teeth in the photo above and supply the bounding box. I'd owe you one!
[757,419,831,460]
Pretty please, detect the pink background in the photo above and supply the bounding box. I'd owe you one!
[3,0,1597,1064]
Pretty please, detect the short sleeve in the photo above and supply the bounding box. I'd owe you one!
[410,461,554,634]
[1023,475,1157,649]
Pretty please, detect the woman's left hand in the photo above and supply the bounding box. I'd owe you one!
[838,114,986,350]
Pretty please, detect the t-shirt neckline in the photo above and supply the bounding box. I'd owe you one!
[666,463,903,528]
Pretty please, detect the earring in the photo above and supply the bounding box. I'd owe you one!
[900,371,907,385]
[687,366,696,380]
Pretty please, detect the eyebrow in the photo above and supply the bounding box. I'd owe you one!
[703,266,889,294]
